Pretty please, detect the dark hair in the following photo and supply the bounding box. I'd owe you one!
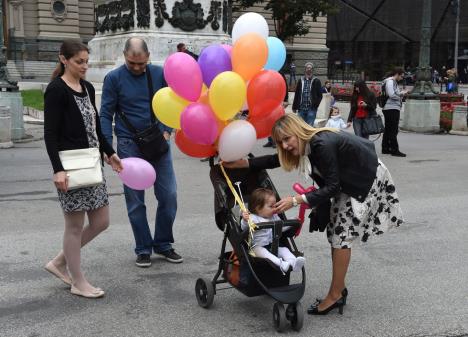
[176,43,185,51]
[51,39,89,80]
[391,66,404,76]
[248,188,276,214]
[124,37,149,55]
[351,79,372,108]
[328,106,339,118]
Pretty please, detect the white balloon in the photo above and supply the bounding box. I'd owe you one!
[218,120,257,162]
[232,12,269,43]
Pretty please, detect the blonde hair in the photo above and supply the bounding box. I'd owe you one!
[271,114,338,172]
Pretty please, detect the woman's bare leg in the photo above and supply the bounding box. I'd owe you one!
[318,247,351,310]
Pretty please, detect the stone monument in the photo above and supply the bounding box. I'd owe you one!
[87,0,232,83]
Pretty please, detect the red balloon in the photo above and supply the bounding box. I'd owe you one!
[247,70,286,118]
[175,130,217,158]
[248,105,285,139]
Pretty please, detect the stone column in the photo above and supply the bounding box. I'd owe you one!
[0,106,13,148]
[8,1,25,38]
[0,0,24,140]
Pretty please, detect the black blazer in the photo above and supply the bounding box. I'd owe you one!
[249,131,379,206]
[44,77,115,173]
[348,92,377,123]
[292,77,323,111]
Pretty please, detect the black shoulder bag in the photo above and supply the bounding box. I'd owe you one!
[362,113,385,136]
[116,66,169,162]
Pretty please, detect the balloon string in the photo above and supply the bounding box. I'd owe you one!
[220,164,257,253]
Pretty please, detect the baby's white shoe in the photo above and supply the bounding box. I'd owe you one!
[293,256,305,272]
[279,259,291,274]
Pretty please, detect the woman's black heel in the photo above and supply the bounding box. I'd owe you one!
[315,287,348,306]
[307,297,345,315]
[341,287,348,305]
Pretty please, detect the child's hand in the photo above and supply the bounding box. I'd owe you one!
[242,211,250,221]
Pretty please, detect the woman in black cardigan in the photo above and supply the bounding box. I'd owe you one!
[44,40,122,298]
[224,114,403,315]
[348,80,377,139]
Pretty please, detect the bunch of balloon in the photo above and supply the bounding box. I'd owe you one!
[152,12,288,162]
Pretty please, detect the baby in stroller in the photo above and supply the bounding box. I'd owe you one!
[241,187,305,274]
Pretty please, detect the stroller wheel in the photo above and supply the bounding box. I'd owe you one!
[287,301,304,331]
[195,278,214,308]
[272,302,287,332]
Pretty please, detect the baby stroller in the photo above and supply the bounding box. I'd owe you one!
[194,158,306,332]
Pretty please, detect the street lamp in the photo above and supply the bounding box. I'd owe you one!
[0,1,19,91]
[402,0,440,133]
[453,0,460,70]
[409,0,437,99]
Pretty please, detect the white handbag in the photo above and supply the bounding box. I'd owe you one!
[58,148,103,190]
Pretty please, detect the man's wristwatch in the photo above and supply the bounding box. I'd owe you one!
[292,196,298,207]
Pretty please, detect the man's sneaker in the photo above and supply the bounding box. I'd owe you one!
[157,249,183,263]
[135,254,151,268]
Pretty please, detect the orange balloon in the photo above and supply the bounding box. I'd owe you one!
[198,90,210,105]
[248,70,286,118]
[175,130,217,158]
[232,33,268,81]
[248,105,285,139]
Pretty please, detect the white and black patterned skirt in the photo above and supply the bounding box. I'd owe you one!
[326,160,403,249]
[57,171,109,213]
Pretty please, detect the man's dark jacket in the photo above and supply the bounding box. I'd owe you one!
[292,77,323,111]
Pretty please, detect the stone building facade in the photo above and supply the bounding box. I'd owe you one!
[3,0,95,80]
[5,0,95,61]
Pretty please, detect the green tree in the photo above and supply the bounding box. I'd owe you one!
[234,0,338,41]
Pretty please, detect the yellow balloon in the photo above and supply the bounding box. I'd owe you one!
[209,71,246,121]
[152,87,189,129]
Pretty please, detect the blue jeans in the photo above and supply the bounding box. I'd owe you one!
[298,108,317,126]
[117,137,177,255]
[352,118,369,139]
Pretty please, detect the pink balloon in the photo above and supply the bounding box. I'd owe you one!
[164,52,203,101]
[180,103,218,145]
[221,44,232,57]
[118,157,156,190]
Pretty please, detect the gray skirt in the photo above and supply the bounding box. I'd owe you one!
[326,160,403,249]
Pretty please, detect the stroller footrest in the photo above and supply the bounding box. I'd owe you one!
[268,284,305,304]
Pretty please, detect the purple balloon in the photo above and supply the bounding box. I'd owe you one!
[198,45,232,87]
[180,103,219,145]
[118,157,156,190]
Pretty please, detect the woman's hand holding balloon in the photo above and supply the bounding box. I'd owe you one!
[109,154,123,173]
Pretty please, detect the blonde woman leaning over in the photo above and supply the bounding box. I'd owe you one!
[223,114,403,315]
